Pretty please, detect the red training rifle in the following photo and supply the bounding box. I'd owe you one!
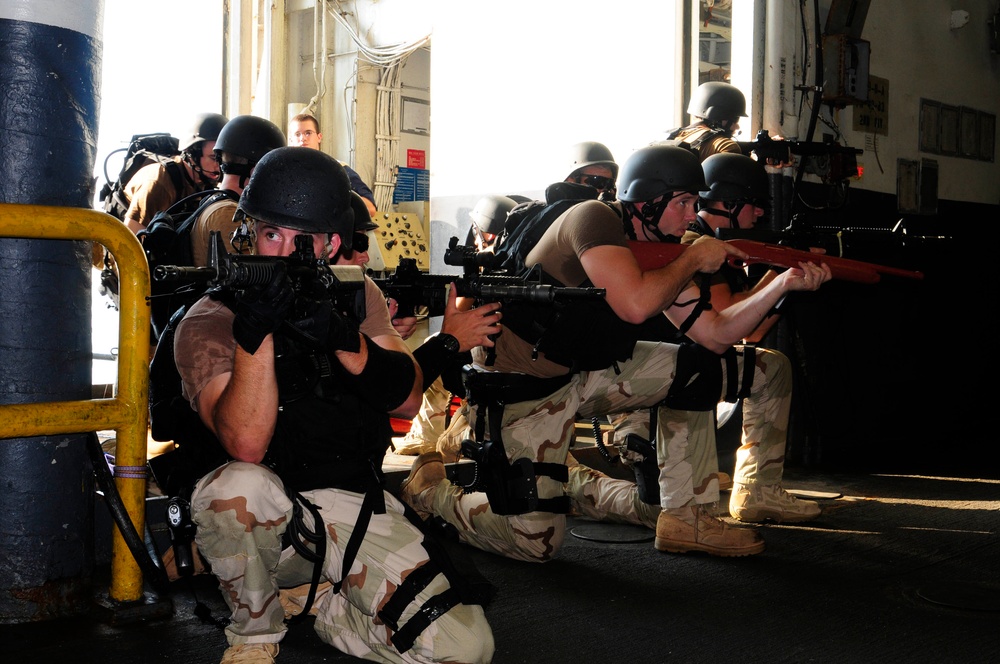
[628,239,924,284]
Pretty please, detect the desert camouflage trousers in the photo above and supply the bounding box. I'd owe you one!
[425,341,723,562]
[609,345,794,491]
[397,377,452,454]
[190,462,493,664]
[397,376,473,463]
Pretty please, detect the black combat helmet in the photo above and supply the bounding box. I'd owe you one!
[617,144,707,203]
[700,153,770,208]
[566,141,619,180]
[178,112,229,152]
[214,115,287,178]
[350,191,378,232]
[470,195,518,236]
[239,146,355,248]
[687,82,747,125]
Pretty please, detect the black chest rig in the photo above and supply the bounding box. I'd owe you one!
[501,267,644,372]
[266,333,391,494]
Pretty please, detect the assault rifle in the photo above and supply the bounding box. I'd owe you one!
[153,231,367,321]
[372,254,606,319]
[628,238,924,284]
[737,129,863,167]
[714,216,948,259]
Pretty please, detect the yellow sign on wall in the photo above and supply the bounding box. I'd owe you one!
[853,75,888,135]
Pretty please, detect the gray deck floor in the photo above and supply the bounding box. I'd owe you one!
[4,457,998,664]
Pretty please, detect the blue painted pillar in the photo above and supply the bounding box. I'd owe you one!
[0,0,103,620]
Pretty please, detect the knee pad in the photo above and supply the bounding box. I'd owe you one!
[664,343,723,411]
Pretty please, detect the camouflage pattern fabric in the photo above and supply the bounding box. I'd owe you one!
[395,376,452,455]
[397,377,474,464]
[609,345,793,493]
[418,341,722,562]
[191,462,493,663]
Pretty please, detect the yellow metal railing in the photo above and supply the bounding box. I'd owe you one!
[0,203,150,603]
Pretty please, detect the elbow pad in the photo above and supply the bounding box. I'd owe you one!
[338,335,416,411]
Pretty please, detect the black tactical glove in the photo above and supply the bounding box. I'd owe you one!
[232,262,296,354]
[325,304,361,354]
[289,297,361,354]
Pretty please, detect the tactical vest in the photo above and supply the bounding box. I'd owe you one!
[266,334,391,493]
[155,293,386,496]
[501,268,644,372]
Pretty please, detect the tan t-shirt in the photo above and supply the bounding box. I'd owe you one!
[189,198,240,267]
[175,276,398,410]
[124,157,203,229]
[473,199,627,378]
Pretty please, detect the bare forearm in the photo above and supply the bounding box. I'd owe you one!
[713,280,788,346]
[212,337,279,461]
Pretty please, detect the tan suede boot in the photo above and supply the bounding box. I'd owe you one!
[655,504,765,557]
[220,643,278,664]
[398,451,446,519]
[730,483,821,523]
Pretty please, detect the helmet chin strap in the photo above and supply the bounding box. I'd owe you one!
[231,212,255,254]
[638,193,680,243]
[185,151,220,185]
[621,202,639,239]
[220,162,252,190]
[701,203,744,229]
[641,223,678,243]
[690,215,715,237]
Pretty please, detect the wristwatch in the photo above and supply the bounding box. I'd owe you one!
[437,332,460,353]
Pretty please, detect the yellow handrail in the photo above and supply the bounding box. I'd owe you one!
[0,203,150,603]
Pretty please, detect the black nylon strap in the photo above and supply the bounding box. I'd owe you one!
[390,588,462,653]
[469,396,570,514]
[677,277,713,338]
[285,482,386,623]
[378,560,440,631]
[738,345,756,400]
[285,492,327,624]
[723,347,740,403]
[332,484,386,595]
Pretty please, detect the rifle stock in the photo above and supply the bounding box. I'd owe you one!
[627,239,924,284]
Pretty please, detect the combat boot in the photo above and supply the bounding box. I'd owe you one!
[655,504,764,557]
[220,643,278,664]
[399,451,446,519]
[729,482,821,523]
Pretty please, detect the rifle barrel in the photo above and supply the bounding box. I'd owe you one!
[153,265,217,282]
[726,240,923,283]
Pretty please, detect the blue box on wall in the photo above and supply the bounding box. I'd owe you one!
[393,167,430,203]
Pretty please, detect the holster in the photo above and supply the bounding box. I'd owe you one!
[460,366,571,515]
[623,434,660,505]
